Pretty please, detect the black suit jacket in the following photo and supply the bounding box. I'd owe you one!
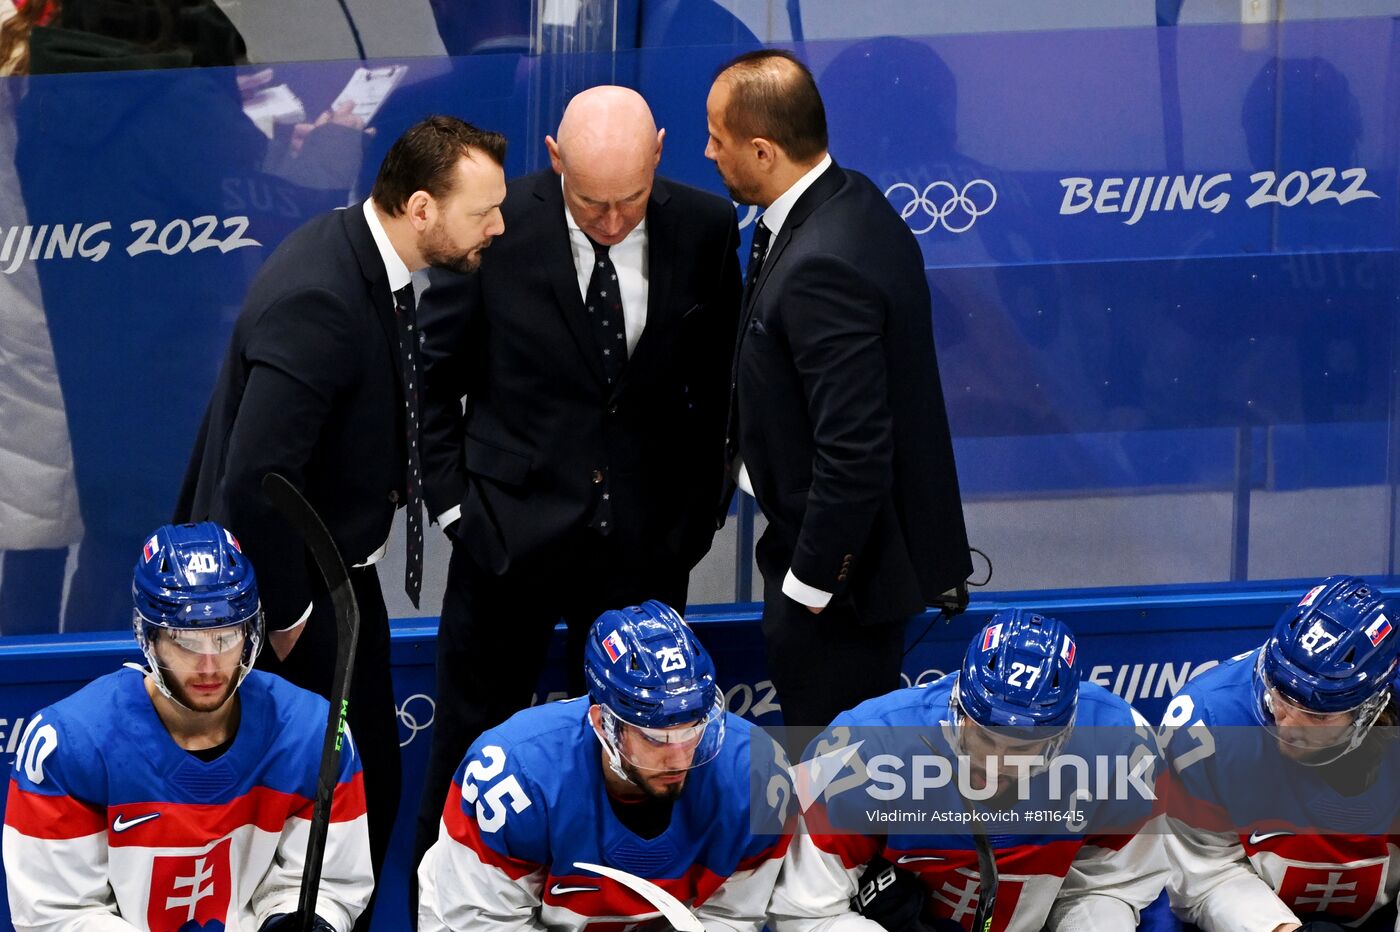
[176,203,406,625]
[731,161,971,622]
[418,170,741,576]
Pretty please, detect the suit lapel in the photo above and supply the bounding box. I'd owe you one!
[534,174,607,388]
[344,202,402,384]
[731,161,847,404]
[747,160,845,313]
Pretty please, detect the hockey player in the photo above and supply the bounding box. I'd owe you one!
[3,522,372,931]
[1163,575,1400,931]
[770,609,1168,931]
[417,600,791,930]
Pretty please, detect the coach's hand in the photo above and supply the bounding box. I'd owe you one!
[269,617,308,661]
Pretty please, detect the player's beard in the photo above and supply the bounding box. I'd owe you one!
[421,219,489,275]
[622,758,689,801]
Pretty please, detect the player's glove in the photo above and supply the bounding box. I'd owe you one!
[1295,923,1347,932]
[259,914,335,932]
[852,856,935,932]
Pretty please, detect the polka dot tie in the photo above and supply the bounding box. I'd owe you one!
[584,237,627,387]
[393,283,423,608]
[583,238,623,534]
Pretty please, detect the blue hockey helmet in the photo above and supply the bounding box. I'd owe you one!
[584,600,725,774]
[952,609,1080,743]
[132,522,263,706]
[1253,575,1398,762]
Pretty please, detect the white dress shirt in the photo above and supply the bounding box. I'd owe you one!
[733,154,834,609]
[433,183,652,533]
[562,182,650,355]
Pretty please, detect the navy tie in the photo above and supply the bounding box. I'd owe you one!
[584,237,628,387]
[393,283,423,608]
[743,219,771,306]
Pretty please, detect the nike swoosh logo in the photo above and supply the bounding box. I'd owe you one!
[897,854,947,864]
[1248,830,1294,845]
[549,884,600,896]
[112,812,161,833]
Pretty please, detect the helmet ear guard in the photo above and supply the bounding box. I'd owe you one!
[583,601,725,778]
[131,522,263,709]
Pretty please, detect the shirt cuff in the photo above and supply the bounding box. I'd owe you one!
[783,570,832,608]
[436,505,462,528]
[734,458,754,497]
[273,603,313,634]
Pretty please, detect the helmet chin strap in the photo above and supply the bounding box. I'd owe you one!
[591,708,642,787]
[1264,689,1388,767]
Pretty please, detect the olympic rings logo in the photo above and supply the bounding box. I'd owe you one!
[884,180,997,234]
[397,693,436,747]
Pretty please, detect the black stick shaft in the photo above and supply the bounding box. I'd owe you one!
[262,473,360,932]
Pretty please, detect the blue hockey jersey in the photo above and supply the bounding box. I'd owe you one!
[770,675,1168,932]
[418,697,790,931]
[2,667,371,932]
[1162,650,1400,931]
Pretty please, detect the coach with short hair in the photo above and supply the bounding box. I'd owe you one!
[705,50,971,733]
[177,115,508,928]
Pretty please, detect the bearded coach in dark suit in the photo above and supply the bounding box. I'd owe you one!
[176,116,507,928]
[412,86,740,868]
[705,50,972,735]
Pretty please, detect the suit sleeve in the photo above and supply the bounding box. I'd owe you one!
[778,254,893,596]
[252,724,374,932]
[218,288,366,628]
[418,267,482,524]
[417,740,549,932]
[3,712,139,931]
[672,207,742,568]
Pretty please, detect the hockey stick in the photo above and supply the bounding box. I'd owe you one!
[573,862,705,932]
[922,734,998,932]
[262,472,361,932]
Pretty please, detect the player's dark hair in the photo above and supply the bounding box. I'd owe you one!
[713,49,827,163]
[372,115,507,217]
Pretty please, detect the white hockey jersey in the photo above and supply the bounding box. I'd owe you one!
[3,667,372,932]
[1161,650,1400,931]
[769,676,1168,932]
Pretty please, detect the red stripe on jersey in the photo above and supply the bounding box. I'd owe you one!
[736,833,792,872]
[5,779,106,839]
[442,781,542,880]
[290,770,369,824]
[1158,763,1234,833]
[886,837,1082,880]
[108,773,367,848]
[805,801,883,869]
[1242,832,1393,862]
